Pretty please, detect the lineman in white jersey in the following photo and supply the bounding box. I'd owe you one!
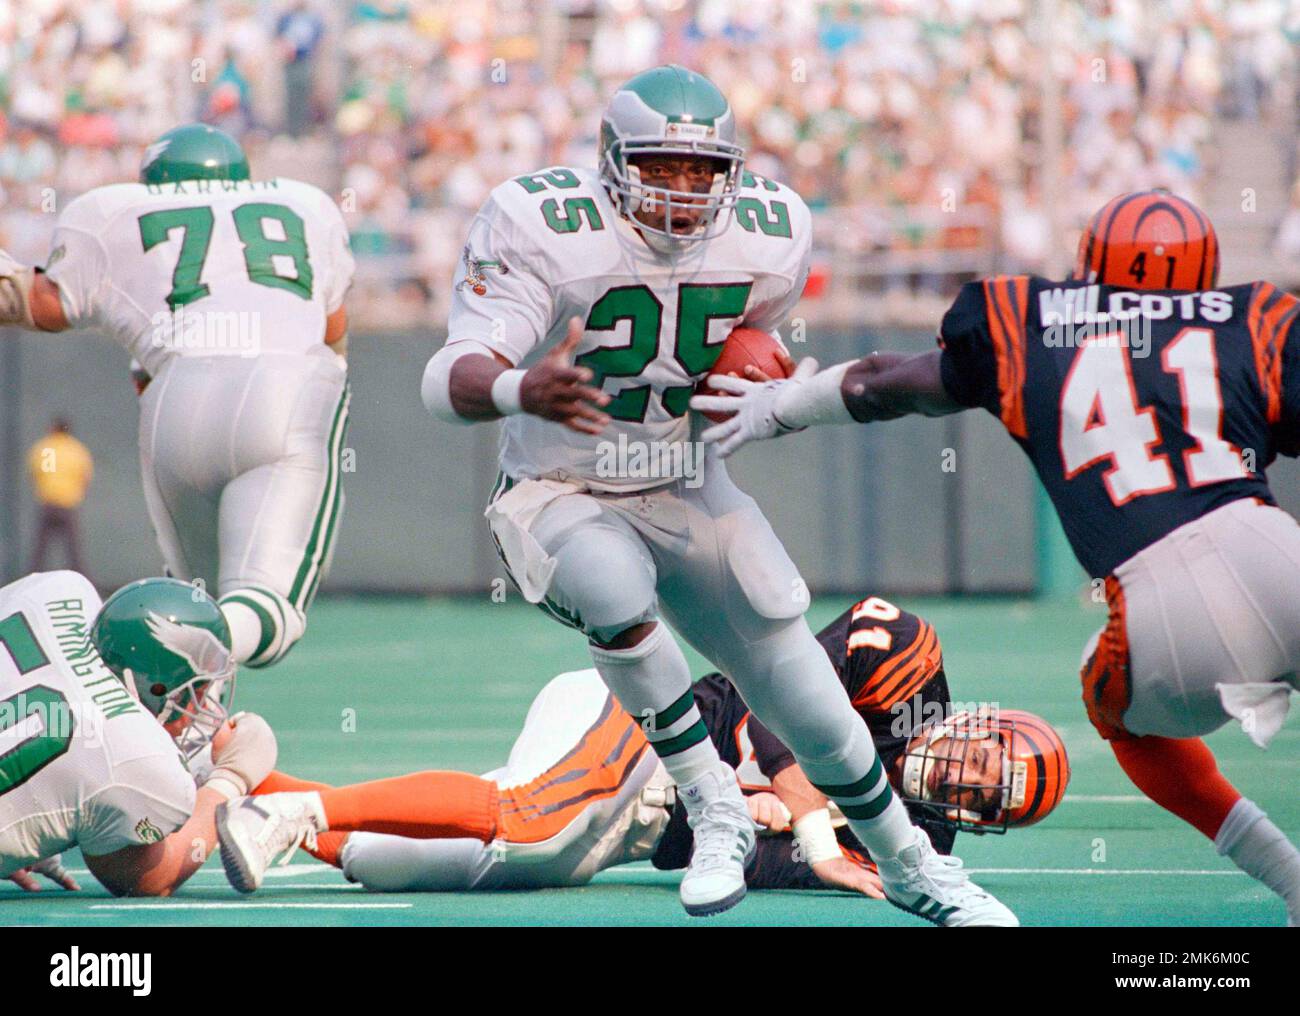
[0,571,276,895]
[0,124,355,670]
[422,65,1013,924]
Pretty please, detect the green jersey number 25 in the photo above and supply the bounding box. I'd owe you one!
[578,282,753,422]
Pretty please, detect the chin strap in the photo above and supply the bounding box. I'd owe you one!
[0,249,36,328]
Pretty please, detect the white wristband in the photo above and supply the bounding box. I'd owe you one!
[491,369,527,416]
[203,773,247,803]
[793,808,842,865]
[774,361,855,429]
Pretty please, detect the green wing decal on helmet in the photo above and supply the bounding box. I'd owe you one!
[140,124,250,185]
[92,577,236,757]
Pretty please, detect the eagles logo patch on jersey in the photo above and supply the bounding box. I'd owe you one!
[134,817,164,844]
[456,246,509,296]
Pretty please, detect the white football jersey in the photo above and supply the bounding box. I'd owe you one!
[0,572,194,875]
[446,166,812,491]
[44,177,354,376]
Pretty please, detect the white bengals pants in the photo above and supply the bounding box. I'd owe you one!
[340,669,671,891]
[1082,498,1300,746]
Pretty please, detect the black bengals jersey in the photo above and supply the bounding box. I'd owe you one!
[939,275,1300,577]
[651,597,955,883]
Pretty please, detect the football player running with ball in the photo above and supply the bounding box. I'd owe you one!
[0,571,277,896]
[421,65,1013,924]
[0,124,355,671]
[694,189,1300,926]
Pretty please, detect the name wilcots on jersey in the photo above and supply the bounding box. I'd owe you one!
[1037,283,1235,357]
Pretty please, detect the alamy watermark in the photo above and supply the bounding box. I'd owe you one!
[595,434,705,488]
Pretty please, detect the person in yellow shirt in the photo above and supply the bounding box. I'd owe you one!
[28,417,93,576]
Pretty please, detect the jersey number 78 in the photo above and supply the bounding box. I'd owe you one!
[138,202,314,310]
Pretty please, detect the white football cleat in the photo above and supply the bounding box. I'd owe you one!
[216,792,324,894]
[876,827,1018,927]
[678,765,757,917]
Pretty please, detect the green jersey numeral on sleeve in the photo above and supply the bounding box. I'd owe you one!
[735,197,792,238]
[513,169,582,193]
[541,197,605,235]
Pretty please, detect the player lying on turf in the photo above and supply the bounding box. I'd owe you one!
[0,571,277,896]
[215,595,1067,904]
[421,63,1012,924]
[0,124,355,671]
[692,189,1300,926]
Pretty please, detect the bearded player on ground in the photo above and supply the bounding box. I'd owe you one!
[0,571,277,896]
[693,189,1300,926]
[0,124,355,671]
[214,594,1067,902]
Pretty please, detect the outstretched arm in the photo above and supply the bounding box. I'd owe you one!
[691,348,966,457]
[83,713,278,897]
[840,349,963,422]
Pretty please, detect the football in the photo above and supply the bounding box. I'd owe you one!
[695,327,792,423]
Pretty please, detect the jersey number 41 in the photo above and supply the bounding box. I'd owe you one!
[1060,327,1250,506]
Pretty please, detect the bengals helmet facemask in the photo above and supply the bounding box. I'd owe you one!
[900,708,1070,834]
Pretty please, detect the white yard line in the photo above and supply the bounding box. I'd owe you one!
[90,909,410,914]
[1061,795,1152,803]
[968,868,1244,876]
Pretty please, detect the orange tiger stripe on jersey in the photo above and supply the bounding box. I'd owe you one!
[982,275,1030,439]
[1246,282,1300,424]
[498,694,650,844]
[1073,190,1219,292]
[1080,575,1134,740]
[851,619,942,712]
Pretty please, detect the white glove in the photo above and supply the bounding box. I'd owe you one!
[204,712,278,801]
[690,357,822,457]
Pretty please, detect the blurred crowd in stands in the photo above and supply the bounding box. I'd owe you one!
[2,0,1298,328]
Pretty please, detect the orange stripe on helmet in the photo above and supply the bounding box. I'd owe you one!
[1074,190,1218,292]
[1002,712,1071,823]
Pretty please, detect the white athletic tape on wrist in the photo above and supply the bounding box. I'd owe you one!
[793,808,841,865]
[204,773,247,803]
[774,361,854,429]
[490,369,527,416]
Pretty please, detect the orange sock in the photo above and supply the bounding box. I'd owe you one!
[302,831,349,869]
[253,770,334,795]
[1110,736,1242,840]
[317,771,499,842]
